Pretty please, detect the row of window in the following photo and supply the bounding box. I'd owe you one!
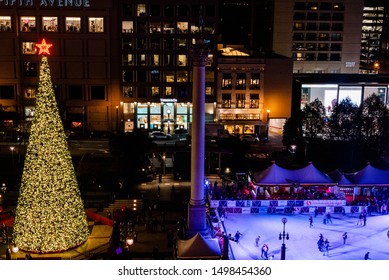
[293,32,342,41]
[294,22,343,31]
[293,52,341,61]
[122,53,213,67]
[221,74,260,90]
[122,37,214,51]
[122,20,214,34]
[221,94,260,109]
[293,43,342,51]
[294,2,344,11]
[123,85,214,99]
[0,85,106,101]
[0,16,104,33]
[122,3,215,18]
[293,12,344,21]
[122,69,215,83]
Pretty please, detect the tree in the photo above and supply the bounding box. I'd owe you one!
[301,98,327,138]
[360,93,388,140]
[13,55,89,253]
[328,97,360,141]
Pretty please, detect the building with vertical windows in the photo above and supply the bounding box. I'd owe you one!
[216,46,293,135]
[119,0,218,134]
[273,0,364,74]
[0,0,120,137]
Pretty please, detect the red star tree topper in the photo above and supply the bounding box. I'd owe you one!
[35,38,53,55]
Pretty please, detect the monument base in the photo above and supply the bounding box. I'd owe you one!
[187,204,209,238]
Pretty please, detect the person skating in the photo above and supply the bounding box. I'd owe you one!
[323,239,330,256]
[326,212,332,224]
[234,230,242,243]
[255,235,260,247]
[364,252,370,260]
[309,216,313,228]
[357,213,363,226]
[342,232,347,244]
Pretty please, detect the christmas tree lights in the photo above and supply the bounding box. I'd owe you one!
[13,47,89,253]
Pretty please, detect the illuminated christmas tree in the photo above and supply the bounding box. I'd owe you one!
[13,39,89,253]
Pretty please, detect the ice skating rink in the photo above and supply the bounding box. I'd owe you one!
[223,212,389,260]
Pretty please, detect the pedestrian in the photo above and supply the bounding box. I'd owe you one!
[364,252,370,260]
[323,239,330,256]
[342,232,347,244]
[357,213,363,226]
[5,245,11,260]
[326,212,332,224]
[255,235,260,247]
[234,230,242,243]
[363,213,367,226]
[314,207,318,218]
[261,244,269,259]
[309,216,313,228]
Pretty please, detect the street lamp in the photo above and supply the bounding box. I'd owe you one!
[167,109,171,134]
[115,105,119,132]
[289,144,297,161]
[9,146,15,168]
[279,217,289,260]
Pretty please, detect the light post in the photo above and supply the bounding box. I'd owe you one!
[279,217,289,260]
[115,105,119,132]
[9,146,15,168]
[289,144,297,161]
[167,109,171,134]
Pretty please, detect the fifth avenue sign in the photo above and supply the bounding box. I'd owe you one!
[0,0,90,7]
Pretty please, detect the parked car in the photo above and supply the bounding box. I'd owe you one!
[149,131,172,140]
[240,134,259,142]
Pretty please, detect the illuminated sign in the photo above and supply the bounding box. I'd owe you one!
[0,0,90,7]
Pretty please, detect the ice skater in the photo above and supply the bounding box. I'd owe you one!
[309,216,313,228]
[342,232,347,244]
[323,239,330,256]
[364,252,370,260]
[326,212,332,224]
[357,213,363,225]
[261,244,269,259]
[234,230,242,243]
[255,235,260,247]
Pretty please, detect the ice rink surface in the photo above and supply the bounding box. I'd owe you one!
[223,212,389,260]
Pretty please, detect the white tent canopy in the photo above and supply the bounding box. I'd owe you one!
[176,233,222,259]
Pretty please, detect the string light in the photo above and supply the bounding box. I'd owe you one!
[13,55,89,253]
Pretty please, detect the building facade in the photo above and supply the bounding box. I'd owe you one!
[216,47,293,135]
[273,0,364,74]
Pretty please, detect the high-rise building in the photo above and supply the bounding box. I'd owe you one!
[118,0,218,133]
[273,0,364,74]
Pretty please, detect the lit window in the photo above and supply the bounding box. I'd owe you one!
[88,17,104,33]
[236,94,245,108]
[25,106,35,120]
[137,4,146,16]
[250,94,259,108]
[149,22,161,33]
[151,87,160,97]
[20,16,36,32]
[122,21,133,33]
[177,71,188,82]
[205,87,213,96]
[65,17,81,32]
[163,22,175,34]
[22,42,37,55]
[23,62,37,77]
[165,87,172,96]
[0,16,11,31]
[151,54,159,66]
[123,86,133,98]
[222,74,232,89]
[178,55,187,66]
[165,71,174,82]
[123,54,133,65]
[250,74,260,89]
[177,22,188,33]
[236,74,246,90]
[222,94,231,108]
[42,16,58,32]
[24,87,37,99]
